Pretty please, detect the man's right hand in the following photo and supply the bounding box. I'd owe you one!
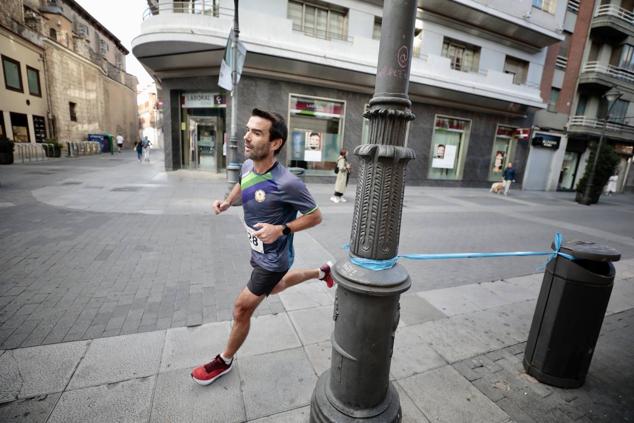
[212,200,231,215]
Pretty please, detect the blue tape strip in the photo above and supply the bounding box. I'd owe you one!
[348,233,574,271]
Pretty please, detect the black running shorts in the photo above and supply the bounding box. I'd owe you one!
[247,265,288,296]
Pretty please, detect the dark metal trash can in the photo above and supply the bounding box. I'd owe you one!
[523,240,620,388]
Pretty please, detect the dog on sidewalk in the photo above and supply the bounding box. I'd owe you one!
[490,181,504,194]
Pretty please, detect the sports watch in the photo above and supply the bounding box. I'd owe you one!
[282,224,292,235]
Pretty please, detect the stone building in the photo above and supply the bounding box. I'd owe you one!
[0,0,138,148]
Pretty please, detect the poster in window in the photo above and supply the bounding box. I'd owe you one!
[431,144,457,169]
[304,131,323,162]
[492,150,505,173]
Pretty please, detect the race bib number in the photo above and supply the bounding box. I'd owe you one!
[244,224,264,254]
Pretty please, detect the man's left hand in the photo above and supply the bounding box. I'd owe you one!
[253,223,283,244]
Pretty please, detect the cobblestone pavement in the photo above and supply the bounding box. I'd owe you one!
[0,151,633,349]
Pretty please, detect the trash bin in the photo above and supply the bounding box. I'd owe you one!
[288,167,306,182]
[523,240,620,388]
[88,133,113,153]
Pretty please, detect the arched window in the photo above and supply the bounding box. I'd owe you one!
[49,28,57,40]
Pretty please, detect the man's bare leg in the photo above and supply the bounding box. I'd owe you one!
[270,268,320,295]
[222,287,265,359]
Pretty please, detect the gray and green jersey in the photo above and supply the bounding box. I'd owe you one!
[240,160,318,272]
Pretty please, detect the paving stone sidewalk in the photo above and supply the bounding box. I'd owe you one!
[1,259,632,422]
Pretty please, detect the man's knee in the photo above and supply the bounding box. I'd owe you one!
[233,299,257,322]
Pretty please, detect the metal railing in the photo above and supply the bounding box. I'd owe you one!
[582,61,634,84]
[290,23,352,42]
[13,143,47,163]
[595,3,634,24]
[143,0,232,20]
[568,115,634,133]
[66,141,101,157]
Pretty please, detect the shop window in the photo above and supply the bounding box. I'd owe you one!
[428,116,471,180]
[288,94,345,175]
[548,88,560,112]
[26,66,41,97]
[442,38,480,73]
[488,125,516,181]
[287,0,348,41]
[69,102,78,122]
[33,115,46,143]
[532,0,557,14]
[2,55,23,92]
[10,112,30,143]
[504,56,529,85]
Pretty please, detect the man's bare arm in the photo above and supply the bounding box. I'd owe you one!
[212,182,241,215]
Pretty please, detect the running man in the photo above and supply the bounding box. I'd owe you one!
[191,108,334,386]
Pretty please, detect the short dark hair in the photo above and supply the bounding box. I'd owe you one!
[309,132,320,138]
[251,108,288,155]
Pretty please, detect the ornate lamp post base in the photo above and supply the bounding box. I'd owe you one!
[310,261,410,423]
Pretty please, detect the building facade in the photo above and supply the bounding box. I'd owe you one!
[0,0,138,148]
[133,0,564,186]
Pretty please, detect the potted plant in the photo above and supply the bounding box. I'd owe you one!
[575,142,619,205]
[0,137,15,164]
[46,138,62,158]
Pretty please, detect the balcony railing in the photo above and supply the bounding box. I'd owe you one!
[143,0,231,20]
[595,3,634,24]
[582,61,634,84]
[568,115,634,133]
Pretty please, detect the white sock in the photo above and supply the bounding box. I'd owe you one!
[220,353,232,364]
[318,269,325,279]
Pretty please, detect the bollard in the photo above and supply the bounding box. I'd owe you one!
[523,240,620,388]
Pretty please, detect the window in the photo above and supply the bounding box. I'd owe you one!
[98,38,109,55]
[10,112,30,143]
[575,95,587,115]
[0,111,5,139]
[442,38,480,73]
[33,115,46,143]
[288,94,346,175]
[488,126,516,181]
[69,102,77,122]
[372,17,381,40]
[532,0,557,14]
[2,55,23,92]
[548,88,560,112]
[49,27,57,40]
[609,99,629,124]
[26,66,41,97]
[504,56,529,85]
[287,1,348,41]
[618,44,634,71]
[428,116,471,180]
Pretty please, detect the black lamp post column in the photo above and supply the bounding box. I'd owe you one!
[310,1,417,422]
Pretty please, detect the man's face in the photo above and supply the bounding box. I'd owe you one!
[437,145,445,157]
[244,116,276,161]
[308,135,321,150]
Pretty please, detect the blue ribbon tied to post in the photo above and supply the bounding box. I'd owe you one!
[348,233,575,271]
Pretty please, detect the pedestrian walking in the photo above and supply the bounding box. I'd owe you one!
[191,108,334,386]
[606,173,618,195]
[502,161,517,196]
[142,136,151,162]
[330,148,351,203]
[116,134,124,153]
[135,139,143,162]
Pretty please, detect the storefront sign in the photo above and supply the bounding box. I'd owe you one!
[614,144,633,156]
[182,93,226,108]
[531,132,561,150]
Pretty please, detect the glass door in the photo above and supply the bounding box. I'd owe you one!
[558,151,579,191]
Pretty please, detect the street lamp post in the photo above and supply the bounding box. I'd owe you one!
[581,89,623,204]
[310,1,417,422]
[226,0,241,193]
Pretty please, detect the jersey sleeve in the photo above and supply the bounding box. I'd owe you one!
[281,177,318,215]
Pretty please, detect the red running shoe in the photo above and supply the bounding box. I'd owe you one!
[191,354,233,385]
[320,261,335,288]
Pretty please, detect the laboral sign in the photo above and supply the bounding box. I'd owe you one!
[531,132,561,149]
[182,93,226,108]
